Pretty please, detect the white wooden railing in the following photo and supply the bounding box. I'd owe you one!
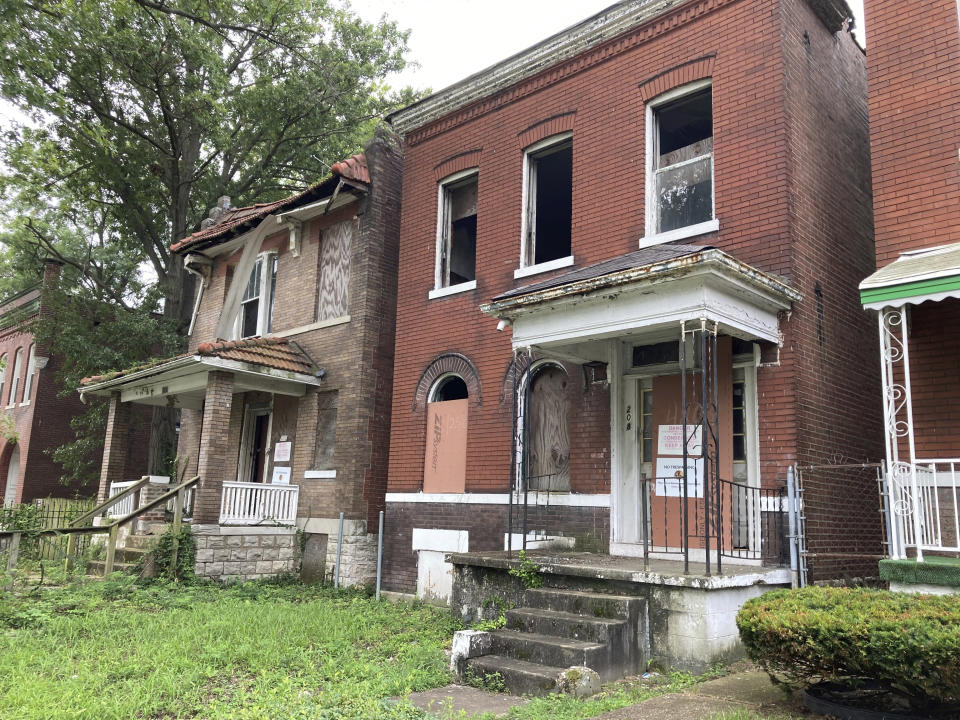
[219,482,299,525]
[885,459,960,558]
[107,480,140,518]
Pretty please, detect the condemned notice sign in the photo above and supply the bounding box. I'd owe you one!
[657,424,702,456]
[654,457,704,498]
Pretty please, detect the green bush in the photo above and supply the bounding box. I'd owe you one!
[737,586,960,706]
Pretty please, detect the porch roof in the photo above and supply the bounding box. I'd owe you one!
[79,337,324,409]
[481,245,800,352]
[860,241,960,310]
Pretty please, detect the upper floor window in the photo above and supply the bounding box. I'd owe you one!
[237,253,277,339]
[0,354,6,407]
[645,81,715,241]
[432,170,477,297]
[519,134,573,276]
[6,348,23,407]
[21,344,36,404]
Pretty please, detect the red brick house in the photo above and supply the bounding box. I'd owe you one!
[381,0,882,675]
[860,0,960,591]
[81,128,401,583]
[0,261,147,505]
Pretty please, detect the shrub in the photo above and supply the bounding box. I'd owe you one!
[737,586,960,707]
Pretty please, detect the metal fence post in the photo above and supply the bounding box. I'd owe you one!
[334,512,344,589]
[376,510,384,601]
[786,466,799,589]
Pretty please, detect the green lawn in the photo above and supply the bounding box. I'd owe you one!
[0,577,459,720]
[0,576,712,720]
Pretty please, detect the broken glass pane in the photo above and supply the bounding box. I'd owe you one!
[656,156,712,232]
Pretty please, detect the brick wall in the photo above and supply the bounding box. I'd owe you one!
[383,0,881,585]
[864,0,960,267]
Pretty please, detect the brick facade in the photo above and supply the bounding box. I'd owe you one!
[384,0,883,591]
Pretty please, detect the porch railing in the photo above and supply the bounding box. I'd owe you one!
[884,459,960,558]
[219,482,299,526]
[107,480,141,518]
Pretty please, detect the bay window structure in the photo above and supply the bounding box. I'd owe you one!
[518,134,573,277]
[237,253,277,339]
[645,81,716,244]
[432,171,478,297]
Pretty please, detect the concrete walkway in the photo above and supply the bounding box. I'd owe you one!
[407,670,796,720]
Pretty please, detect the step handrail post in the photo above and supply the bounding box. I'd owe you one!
[104,524,119,575]
[169,486,184,580]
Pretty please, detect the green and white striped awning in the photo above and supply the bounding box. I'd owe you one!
[861,242,960,310]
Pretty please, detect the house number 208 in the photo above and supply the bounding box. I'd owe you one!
[625,404,632,431]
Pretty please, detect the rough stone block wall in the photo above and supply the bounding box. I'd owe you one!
[326,528,378,588]
[192,525,298,582]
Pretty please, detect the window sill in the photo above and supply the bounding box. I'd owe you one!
[428,281,476,300]
[304,470,336,479]
[273,315,350,338]
[18,401,30,407]
[638,218,719,249]
[514,255,574,280]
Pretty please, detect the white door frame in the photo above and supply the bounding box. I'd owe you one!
[4,444,21,505]
[237,403,273,483]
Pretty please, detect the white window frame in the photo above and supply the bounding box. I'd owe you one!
[234,251,277,339]
[430,169,478,300]
[6,348,22,408]
[641,79,718,249]
[516,132,575,279]
[20,344,36,406]
[0,354,6,408]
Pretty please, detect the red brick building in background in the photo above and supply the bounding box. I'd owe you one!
[382,0,883,602]
[860,0,960,588]
[0,261,148,504]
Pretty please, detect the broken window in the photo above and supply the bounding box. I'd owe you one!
[313,391,339,471]
[436,172,477,289]
[522,135,572,268]
[236,252,277,338]
[650,85,714,234]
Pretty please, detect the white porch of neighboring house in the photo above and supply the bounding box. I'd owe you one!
[861,243,960,594]
[81,337,323,580]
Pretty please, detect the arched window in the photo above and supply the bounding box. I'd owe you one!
[6,348,23,408]
[423,373,469,493]
[21,345,36,404]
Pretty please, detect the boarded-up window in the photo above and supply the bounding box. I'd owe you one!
[527,365,570,491]
[313,391,338,470]
[423,377,468,493]
[318,221,351,321]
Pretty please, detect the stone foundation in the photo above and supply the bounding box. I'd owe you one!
[192,525,299,582]
[300,516,378,587]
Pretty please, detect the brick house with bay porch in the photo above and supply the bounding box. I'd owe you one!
[81,128,402,584]
[380,0,883,673]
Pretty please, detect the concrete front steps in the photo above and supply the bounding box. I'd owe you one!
[87,531,159,576]
[464,588,648,695]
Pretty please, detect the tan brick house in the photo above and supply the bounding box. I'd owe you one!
[860,0,960,592]
[81,128,402,583]
[380,0,883,675]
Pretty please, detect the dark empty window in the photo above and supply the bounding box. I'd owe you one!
[653,86,713,233]
[432,376,468,402]
[438,174,477,287]
[524,138,572,266]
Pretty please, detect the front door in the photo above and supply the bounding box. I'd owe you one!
[239,406,271,484]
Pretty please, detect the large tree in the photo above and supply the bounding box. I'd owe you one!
[0,0,415,477]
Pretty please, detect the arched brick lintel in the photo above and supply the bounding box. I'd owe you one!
[434,149,483,181]
[637,53,716,103]
[517,110,577,150]
[413,353,483,411]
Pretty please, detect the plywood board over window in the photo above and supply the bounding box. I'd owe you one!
[423,398,468,493]
[528,365,570,491]
[318,220,352,321]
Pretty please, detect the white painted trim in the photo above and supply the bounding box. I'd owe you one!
[412,527,469,553]
[272,315,350,338]
[519,133,574,271]
[648,78,713,109]
[434,169,479,293]
[638,218,720,250]
[385,491,611,507]
[428,281,476,300]
[304,470,337,479]
[514,255,574,279]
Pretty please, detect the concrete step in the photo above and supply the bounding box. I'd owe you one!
[145,522,169,535]
[116,546,148,563]
[87,560,138,576]
[524,588,641,619]
[465,654,563,696]
[489,629,608,670]
[123,534,155,551]
[505,607,626,643]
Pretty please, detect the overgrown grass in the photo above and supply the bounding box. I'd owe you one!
[0,576,461,719]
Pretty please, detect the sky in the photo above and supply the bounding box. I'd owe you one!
[344,0,867,95]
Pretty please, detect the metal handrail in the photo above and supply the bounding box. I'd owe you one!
[1,475,200,581]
